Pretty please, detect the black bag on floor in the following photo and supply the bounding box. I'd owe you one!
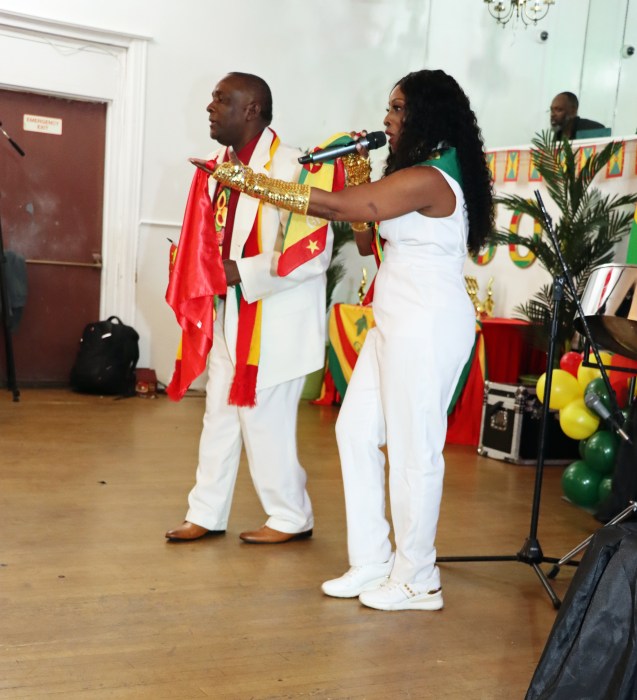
[70,316,139,396]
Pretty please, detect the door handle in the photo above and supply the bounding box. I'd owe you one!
[26,253,102,269]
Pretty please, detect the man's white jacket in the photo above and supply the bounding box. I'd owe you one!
[208,127,333,391]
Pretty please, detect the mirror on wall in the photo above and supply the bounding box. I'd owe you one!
[578,0,636,136]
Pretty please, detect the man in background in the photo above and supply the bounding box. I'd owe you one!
[166,72,332,544]
[550,91,606,140]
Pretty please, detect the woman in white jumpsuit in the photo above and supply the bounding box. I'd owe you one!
[202,68,494,611]
[329,174,477,610]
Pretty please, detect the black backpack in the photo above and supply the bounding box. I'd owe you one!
[70,316,140,396]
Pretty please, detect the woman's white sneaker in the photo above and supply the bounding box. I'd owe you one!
[321,555,394,598]
[358,579,444,611]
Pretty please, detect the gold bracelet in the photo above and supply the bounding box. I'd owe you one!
[213,162,310,215]
[351,221,372,233]
[341,153,372,187]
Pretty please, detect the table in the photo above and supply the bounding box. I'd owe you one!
[480,317,546,383]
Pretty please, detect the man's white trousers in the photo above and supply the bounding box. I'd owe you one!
[186,305,313,534]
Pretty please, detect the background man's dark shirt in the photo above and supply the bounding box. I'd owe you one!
[556,116,606,140]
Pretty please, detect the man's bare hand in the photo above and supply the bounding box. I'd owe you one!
[190,150,241,175]
[189,158,216,175]
[223,259,241,286]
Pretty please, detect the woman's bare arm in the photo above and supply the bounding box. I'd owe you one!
[353,227,375,256]
[308,166,456,222]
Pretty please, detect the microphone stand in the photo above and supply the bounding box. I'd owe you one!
[437,190,628,609]
[0,120,25,402]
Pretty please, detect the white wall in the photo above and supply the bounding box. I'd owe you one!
[0,0,635,387]
[614,0,637,135]
[580,0,637,135]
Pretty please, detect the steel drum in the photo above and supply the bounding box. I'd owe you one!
[575,264,637,361]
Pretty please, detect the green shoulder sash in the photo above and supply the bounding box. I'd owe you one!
[419,147,463,189]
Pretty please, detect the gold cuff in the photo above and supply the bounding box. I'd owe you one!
[213,162,310,215]
[341,153,371,187]
[351,221,372,233]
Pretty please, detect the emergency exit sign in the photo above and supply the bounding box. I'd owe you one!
[23,114,63,135]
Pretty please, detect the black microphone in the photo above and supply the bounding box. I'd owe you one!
[584,392,632,444]
[0,121,26,157]
[298,131,386,164]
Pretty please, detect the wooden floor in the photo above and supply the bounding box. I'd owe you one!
[0,389,599,699]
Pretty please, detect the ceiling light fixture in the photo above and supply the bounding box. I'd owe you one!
[485,0,555,27]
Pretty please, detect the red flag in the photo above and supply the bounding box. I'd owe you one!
[165,164,227,400]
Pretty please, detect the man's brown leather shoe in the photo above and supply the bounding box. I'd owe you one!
[239,525,313,544]
[165,521,225,541]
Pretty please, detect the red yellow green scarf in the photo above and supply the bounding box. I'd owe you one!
[277,133,348,275]
[227,201,265,407]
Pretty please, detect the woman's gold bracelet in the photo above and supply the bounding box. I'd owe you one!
[213,162,310,215]
[351,221,372,233]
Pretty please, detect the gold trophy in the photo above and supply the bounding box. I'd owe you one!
[465,276,495,318]
[358,267,368,305]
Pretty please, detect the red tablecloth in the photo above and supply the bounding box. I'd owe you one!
[446,327,485,445]
[446,319,546,445]
[480,317,546,383]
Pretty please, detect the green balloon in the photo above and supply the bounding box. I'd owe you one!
[585,377,612,411]
[598,476,613,504]
[584,430,619,475]
[561,460,603,508]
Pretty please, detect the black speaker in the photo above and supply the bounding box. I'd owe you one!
[526,523,637,699]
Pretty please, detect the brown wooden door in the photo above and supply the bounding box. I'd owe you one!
[0,89,106,385]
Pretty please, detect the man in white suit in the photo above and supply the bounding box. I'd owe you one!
[166,73,332,543]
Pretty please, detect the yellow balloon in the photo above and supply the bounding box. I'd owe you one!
[536,370,583,410]
[559,397,600,440]
[577,352,613,390]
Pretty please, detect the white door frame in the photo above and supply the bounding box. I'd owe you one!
[0,10,148,323]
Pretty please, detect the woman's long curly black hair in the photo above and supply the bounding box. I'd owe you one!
[384,69,494,256]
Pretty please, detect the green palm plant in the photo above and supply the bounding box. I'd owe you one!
[488,130,637,356]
